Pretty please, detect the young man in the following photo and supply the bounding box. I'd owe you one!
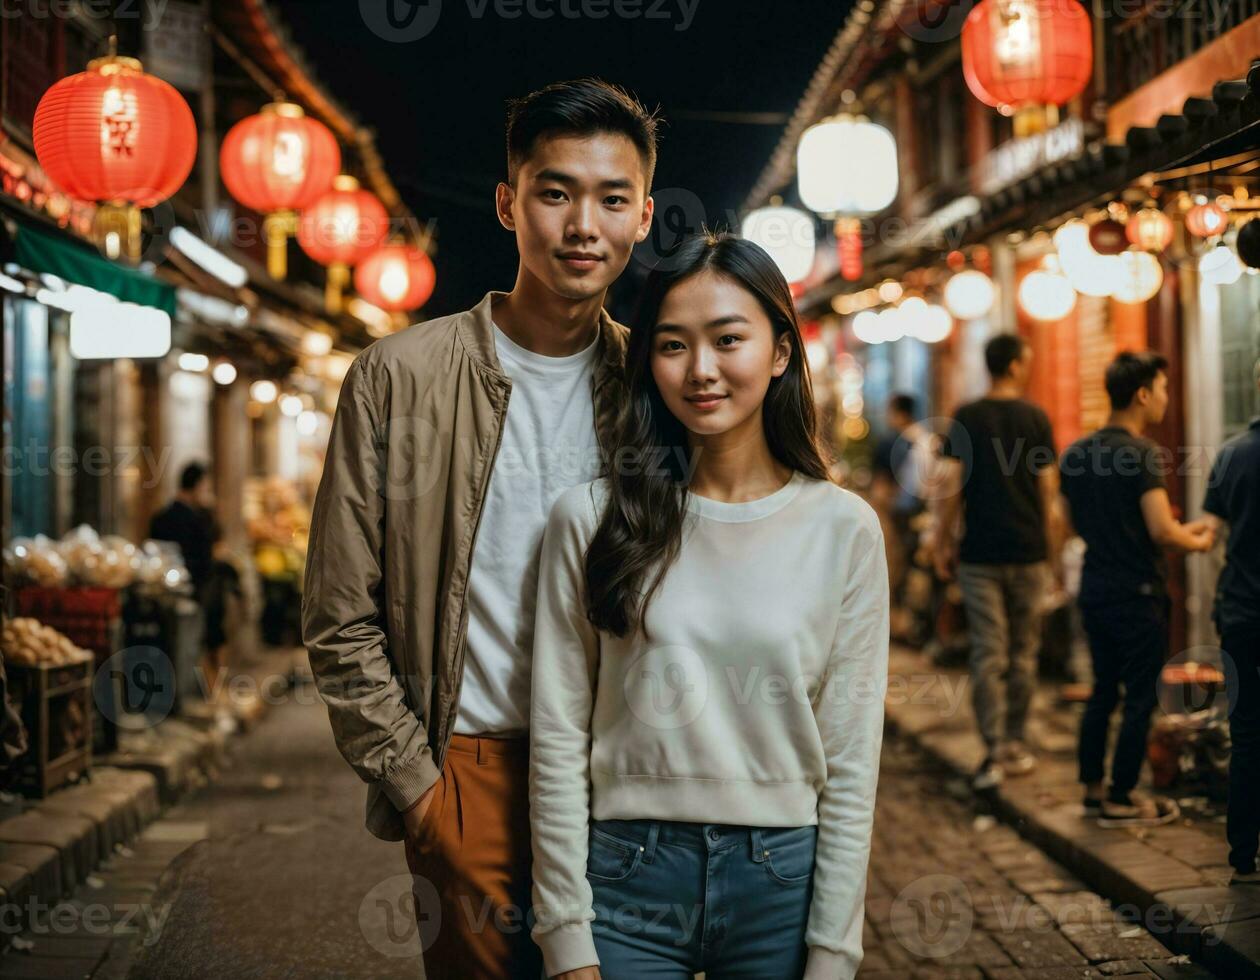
[1059,352,1214,827]
[936,334,1061,790]
[301,79,656,979]
[1201,358,1260,882]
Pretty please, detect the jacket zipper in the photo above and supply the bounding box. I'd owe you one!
[438,376,512,763]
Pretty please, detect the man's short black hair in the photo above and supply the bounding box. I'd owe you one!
[506,78,659,188]
[889,393,917,418]
[180,461,207,492]
[985,333,1029,379]
[1106,351,1169,410]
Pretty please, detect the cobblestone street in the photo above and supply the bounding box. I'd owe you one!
[860,739,1219,980]
[0,663,1224,979]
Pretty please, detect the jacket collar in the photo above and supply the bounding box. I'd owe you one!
[457,290,624,380]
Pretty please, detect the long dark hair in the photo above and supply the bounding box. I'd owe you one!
[585,231,832,639]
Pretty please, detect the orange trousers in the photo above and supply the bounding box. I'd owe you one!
[404,733,543,980]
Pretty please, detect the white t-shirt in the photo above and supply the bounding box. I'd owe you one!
[453,321,602,735]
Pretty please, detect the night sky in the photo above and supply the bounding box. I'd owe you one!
[272,0,853,320]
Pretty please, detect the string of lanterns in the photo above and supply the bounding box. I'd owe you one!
[30,37,437,327]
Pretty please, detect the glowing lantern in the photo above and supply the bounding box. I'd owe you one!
[906,302,954,343]
[1019,257,1077,320]
[1088,218,1128,256]
[1054,219,1116,297]
[1185,201,1227,238]
[852,310,882,345]
[796,115,898,215]
[961,0,1093,136]
[355,243,436,312]
[741,206,815,284]
[1111,250,1163,304]
[878,304,907,342]
[298,175,390,312]
[1126,206,1173,252]
[33,45,197,261]
[943,270,996,320]
[220,99,341,279]
[1199,244,1243,286]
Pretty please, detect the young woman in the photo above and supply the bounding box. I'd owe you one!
[528,232,889,980]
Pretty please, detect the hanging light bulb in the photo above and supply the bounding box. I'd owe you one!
[1199,244,1243,285]
[852,310,883,345]
[943,270,996,320]
[1111,250,1164,304]
[1019,258,1077,320]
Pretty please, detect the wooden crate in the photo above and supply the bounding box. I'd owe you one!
[15,588,123,752]
[5,658,93,798]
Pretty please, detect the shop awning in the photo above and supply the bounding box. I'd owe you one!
[14,226,177,317]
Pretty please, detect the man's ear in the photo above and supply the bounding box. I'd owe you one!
[635,195,655,244]
[496,182,516,231]
[772,332,793,377]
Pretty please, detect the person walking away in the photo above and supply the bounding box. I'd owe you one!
[935,334,1062,790]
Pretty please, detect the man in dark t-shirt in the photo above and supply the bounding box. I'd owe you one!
[936,334,1061,790]
[1060,352,1213,828]
[1201,359,1260,882]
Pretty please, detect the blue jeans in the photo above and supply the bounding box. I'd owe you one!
[585,818,816,979]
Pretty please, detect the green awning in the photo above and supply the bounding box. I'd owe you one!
[14,226,177,317]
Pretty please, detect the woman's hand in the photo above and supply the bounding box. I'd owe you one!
[553,969,601,980]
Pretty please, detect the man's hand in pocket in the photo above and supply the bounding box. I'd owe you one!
[401,780,439,843]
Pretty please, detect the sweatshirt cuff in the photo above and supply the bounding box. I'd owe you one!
[804,945,860,980]
[380,750,441,813]
[537,922,599,978]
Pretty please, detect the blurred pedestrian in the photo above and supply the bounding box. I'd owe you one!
[935,334,1061,790]
[1201,357,1260,883]
[1060,352,1213,828]
[873,394,938,642]
[150,462,237,698]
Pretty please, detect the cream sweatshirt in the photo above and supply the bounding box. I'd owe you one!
[529,470,889,979]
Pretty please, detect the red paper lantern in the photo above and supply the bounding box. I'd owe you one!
[1126,207,1174,252]
[33,51,196,259]
[298,175,389,312]
[962,0,1093,112]
[355,244,436,312]
[1185,201,1227,238]
[835,218,863,282]
[1088,218,1128,256]
[220,100,341,279]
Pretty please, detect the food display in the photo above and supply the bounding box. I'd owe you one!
[4,526,190,591]
[1,617,94,667]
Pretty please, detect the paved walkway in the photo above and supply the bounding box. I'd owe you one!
[883,644,1259,979]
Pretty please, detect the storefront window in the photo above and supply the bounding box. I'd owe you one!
[3,297,53,537]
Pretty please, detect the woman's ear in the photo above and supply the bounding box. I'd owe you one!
[771,332,793,378]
